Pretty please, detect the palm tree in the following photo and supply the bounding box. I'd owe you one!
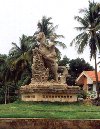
[9,34,36,82]
[70,1,100,98]
[0,54,15,104]
[36,16,66,49]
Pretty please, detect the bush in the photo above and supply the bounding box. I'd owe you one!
[78,91,87,99]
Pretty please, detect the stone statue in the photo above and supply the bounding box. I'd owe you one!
[58,66,68,83]
[35,32,58,82]
[32,32,68,83]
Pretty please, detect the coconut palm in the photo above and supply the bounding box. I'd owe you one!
[36,16,66,49]
[9,34,36,82]
[70,1,100,98]
[0,54,16,104]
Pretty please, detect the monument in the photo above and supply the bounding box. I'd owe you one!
[20,32,80,102]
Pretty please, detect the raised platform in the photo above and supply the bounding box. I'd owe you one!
[20,82,80,102]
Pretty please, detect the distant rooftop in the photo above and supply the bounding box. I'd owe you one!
[84,71,100,82]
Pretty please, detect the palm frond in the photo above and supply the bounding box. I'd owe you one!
[74,16,89,28]
[54,41,67,49]
[75,27,87,31]
[95,23,100,31]
[70,32,85,46]
[79,8,88,13]
[54,34,65,39]
[11,42,21,52]
[77,33,89,53]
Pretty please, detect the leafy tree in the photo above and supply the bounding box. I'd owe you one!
[58,56,70,66]
[58,56,93,85]
[67,58,94,85]
[70,1,100,97]
[8,34,36,83]
[0,54,17,104]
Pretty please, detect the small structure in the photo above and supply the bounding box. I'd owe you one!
[76,71,100,98]
[20,32,80,102]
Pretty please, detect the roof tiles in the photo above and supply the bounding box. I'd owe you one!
[85,71,100,82]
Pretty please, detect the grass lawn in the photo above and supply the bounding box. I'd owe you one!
[0,101,100,119]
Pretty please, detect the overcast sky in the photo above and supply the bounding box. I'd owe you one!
[0,0,99,67]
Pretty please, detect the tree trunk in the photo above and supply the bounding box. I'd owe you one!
[94,53,99,98]
[7,87,9,103]
[4,86,7,104]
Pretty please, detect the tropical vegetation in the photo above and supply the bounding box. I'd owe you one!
[70,1,100,98]
[0,16,67,104]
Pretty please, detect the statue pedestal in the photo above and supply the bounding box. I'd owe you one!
[20,81,80,102]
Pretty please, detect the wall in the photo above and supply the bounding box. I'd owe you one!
[93,84,96,92]
[21,93,78,102]
[83,77,88,92]
[87,77,93,84]
[0,119,100,129]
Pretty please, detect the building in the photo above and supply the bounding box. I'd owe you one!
[76,71,100,98]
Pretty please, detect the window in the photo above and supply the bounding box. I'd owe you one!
[43,95,45,98]
[67,96,69,98]
[88,84,93,91]
[32,95,35,98]
[27,95,30,98]
[70,96,72,98]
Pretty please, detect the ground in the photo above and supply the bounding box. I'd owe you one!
[0,101,100,119]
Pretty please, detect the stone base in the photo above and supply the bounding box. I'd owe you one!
[21,92,78,102]
[20,82,80,102]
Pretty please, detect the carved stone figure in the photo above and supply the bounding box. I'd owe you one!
[31,32,69,83]
[35,32,58,82]
[32,48,49,82]
[58,66,68,83]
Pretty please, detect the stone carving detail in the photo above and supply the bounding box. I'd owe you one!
[31,48,49,82]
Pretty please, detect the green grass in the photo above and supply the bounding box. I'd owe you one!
[0,101,100,119]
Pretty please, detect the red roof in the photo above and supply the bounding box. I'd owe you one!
[85,71,100,82]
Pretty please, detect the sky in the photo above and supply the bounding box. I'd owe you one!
[0,0,99,68]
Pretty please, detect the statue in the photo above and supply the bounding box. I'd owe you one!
[32,32,68,83]
[58,66,68,83]
[20,32,80,103]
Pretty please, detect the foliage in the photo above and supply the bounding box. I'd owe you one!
[70,1,100,97]
[0,54,18,103]
[70,1,100,58]
[58,56,94,85]
[78,91,87,99]
[0,16,67,104]
[58,56,70,66]
[36,16,66,49]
